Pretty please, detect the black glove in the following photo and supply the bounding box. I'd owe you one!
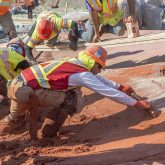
[69,41,77,51]
[14,60,30,71]
[68,22,78,51]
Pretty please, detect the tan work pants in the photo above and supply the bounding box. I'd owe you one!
[7,78,66,118]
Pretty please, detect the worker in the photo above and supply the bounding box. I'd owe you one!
[0,0,17,39]
[24,11,78,64]
[0,45,154,140]
[0,37,30,106]
[80,0,137,43]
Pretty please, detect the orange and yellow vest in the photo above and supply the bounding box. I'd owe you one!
[0,48,25,80]
[27,11,74,48]
[87,0,123,26]
[0,0,11,15]
[21,60,88,90]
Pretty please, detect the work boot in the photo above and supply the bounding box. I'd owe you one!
[0,98,10,107]
[0,114,17,135]
[0,114,26,135]
[39,108,69,138]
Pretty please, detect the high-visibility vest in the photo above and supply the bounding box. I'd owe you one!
[21,59,88,90]
[0,0,11,15]
[0,48,25,80]
[87,0,123,26]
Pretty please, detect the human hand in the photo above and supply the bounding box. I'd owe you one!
[119,85,135,96]
[135,100,156,117]
[125,15,137,23]
[93,33,100,43]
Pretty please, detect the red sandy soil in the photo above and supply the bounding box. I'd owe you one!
[0,63,165,165]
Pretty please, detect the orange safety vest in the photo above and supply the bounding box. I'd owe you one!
[0,0,11,15]
[21,61,88,90]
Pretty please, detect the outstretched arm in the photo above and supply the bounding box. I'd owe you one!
[89,11,100,42]
[85,0,100,42]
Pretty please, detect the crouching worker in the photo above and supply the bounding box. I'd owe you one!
[0,38,30,106]
[0,45,155,140]
[24,11,78,64]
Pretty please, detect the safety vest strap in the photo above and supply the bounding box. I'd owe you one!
[0,1,10,7]
[0,50,14,79]
[103,0,118,17]
[87,0,102,11]
[43,61,64,75]
[31,64,50,88]
[62,19,73,29]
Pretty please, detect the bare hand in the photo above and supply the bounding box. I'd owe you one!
[93,33,100,43]
[125,15,137,23]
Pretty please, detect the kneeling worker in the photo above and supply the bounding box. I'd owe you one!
[24,11,79,64]
[1,45,154,140]
[0,38,30,106]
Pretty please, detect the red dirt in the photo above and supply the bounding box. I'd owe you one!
[0,31,165,165]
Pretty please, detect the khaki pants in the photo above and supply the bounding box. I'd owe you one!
[7,78,66,118]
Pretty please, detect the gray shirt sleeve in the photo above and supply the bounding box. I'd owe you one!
[69,72,137,106]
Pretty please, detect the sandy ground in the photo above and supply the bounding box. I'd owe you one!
[0,30,165,165]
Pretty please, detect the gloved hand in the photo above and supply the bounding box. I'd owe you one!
[134,100,156,117]
[69,41,77,51]
[135,100,151,110]
[68,23,78,51]
[118,84,135,96]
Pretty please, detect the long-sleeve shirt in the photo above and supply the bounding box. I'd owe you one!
[68,71,137,106]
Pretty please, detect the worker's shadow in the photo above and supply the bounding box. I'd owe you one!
[106,50,144,60]
[106,53,165,69]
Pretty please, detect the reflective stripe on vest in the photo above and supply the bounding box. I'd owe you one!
[31,64,50,88]
[62,19,73,29]
[0,0,10,7]
[43,61,64,74]
[0,50,14,79]
[103,0,117,17]
[87,0,102,11]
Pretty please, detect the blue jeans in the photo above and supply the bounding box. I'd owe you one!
[80,19,125,43]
